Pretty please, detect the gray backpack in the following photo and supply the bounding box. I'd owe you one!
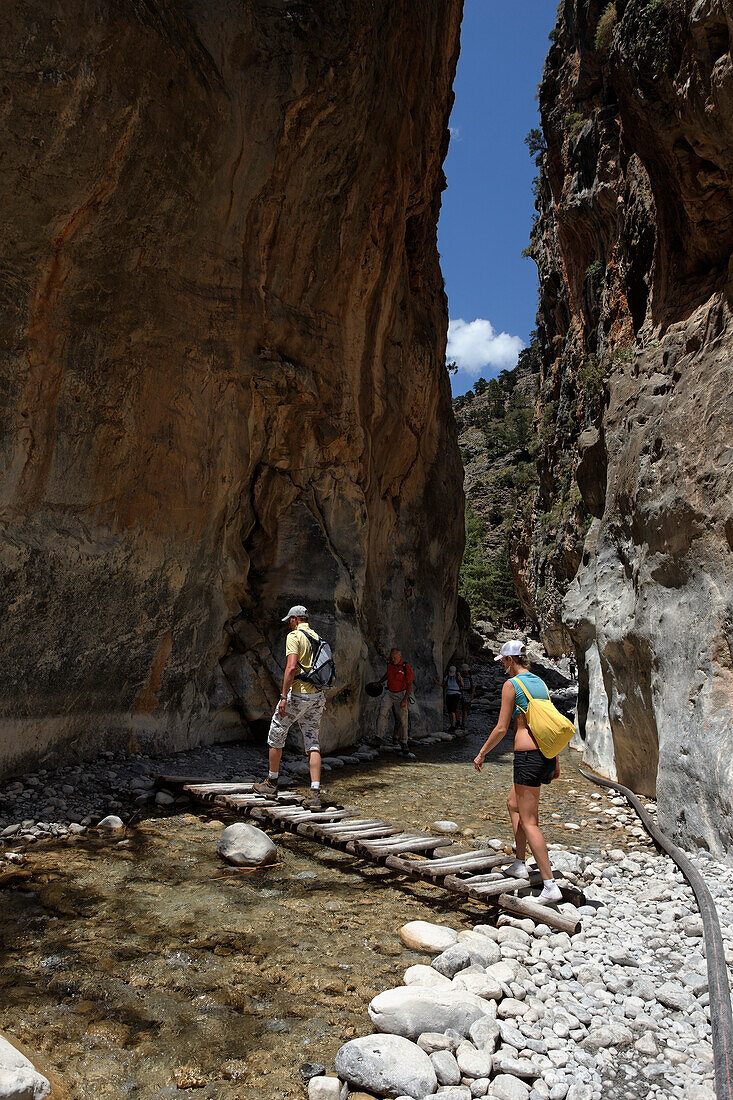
[295,629,335,689]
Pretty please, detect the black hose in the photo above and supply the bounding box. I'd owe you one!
[578,763,733,1100]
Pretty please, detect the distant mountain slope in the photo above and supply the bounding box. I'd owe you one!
[453,341,540,624]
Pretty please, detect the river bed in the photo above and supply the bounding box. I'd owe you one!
[0,723,643,1099]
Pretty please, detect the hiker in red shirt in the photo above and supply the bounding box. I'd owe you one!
[376,648,414,755]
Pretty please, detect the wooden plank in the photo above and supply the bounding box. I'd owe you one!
[498,892,581,935]
[444,872,543,899]
[321,826,402,844]
[260,806,311,820]
[355,836,454,858]
[417,849,509,870]
[215,794,275,805]
[184,782,255,796]
[278,810,352,825]
[444,874,536,899]
[383,851,510,878]
[314,819,388,834]
[156,775,222,788]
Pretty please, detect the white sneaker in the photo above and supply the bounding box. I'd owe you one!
[537,881,562,905]
[505,858,530,879]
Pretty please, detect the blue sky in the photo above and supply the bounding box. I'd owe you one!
[438,1,557,396]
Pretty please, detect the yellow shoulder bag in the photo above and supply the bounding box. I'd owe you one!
[511,676,576,758]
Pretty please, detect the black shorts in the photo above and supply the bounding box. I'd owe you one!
[445,692,461,715]
[513,749,556,787]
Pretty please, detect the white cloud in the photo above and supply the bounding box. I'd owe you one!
[447,317,524,376]
[449,125,461,141]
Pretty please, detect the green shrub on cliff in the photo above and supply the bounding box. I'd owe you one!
[564,112,588,141]
[595,3,617,53]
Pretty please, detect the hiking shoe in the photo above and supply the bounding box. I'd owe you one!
[252,777,278,798]
[303,789,322,811]
[505,858,530,879]
[537,881,563,905]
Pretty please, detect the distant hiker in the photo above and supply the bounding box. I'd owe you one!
[254,604,334,810]
[569,654,577,682]
[473,639,574,905]
[459,662,474,729]
[376,648,414,755]
[434,664,463,731]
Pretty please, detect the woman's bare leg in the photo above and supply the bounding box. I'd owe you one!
[515,784,552,880]
[507,785,527,860]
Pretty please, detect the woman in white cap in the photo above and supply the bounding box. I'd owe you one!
[473,640,562,904]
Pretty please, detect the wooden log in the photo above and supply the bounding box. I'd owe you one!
[498,892,581,935]
[215,794,274,806]
[399,852,510,877]
[355,836,454,858]
[321,826,402,844]
[444,874,541,899]
[310,823,391,841]
[381,851,504,879]
[155,774,221,789]
[417,847,505,868]
[184,782,255,796]
[278,810,352,825]
[261,806,311,820]
[314,819,388,834]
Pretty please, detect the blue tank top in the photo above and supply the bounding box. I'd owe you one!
[511,672,550,718]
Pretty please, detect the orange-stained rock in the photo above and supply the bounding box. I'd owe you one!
[0,0,464,770]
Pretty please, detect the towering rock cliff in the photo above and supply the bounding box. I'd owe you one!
[525,0,733,852]
[0,0,464,773]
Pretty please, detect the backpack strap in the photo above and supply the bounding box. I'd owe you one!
[295,626,319,674]
[510,676,530,713]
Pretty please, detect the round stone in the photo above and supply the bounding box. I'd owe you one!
[334,1034,437,1099]
[368,985,494,1040]
[399,921,458,954]
[216,822,277,867]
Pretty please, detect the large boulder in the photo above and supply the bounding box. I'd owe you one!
[369,985,494,1040]
[216,823,277,867]
[399,922,458,954]
[0,1037,51,1100]
[334,1034,437,1100]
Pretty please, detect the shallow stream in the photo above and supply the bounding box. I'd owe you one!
[0,728,634,1098]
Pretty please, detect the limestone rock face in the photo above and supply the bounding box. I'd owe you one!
[523,0,733,850]
[0,0,464,773]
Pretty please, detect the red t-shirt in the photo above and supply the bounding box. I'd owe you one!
[386,661,414,693]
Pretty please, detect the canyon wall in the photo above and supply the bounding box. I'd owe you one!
[0,0,465,773]
[524,0,733,851]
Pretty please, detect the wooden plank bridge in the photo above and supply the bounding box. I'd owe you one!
[157,777,583,934]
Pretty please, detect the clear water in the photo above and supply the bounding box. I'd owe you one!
[0,732,628,1098]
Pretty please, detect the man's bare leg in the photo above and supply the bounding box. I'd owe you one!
[309,749,322,785]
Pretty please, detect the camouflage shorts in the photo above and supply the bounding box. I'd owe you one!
[267,690,325,753]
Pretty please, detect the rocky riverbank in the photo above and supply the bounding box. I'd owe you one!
[311,828,724,1100]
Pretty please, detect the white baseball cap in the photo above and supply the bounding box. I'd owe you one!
[494,640,526,662]
[282,604,308,622]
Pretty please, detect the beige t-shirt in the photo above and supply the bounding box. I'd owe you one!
[286,623,320,694]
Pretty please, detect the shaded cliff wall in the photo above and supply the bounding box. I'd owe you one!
[0,0,465,772]
[523,0,733,852]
